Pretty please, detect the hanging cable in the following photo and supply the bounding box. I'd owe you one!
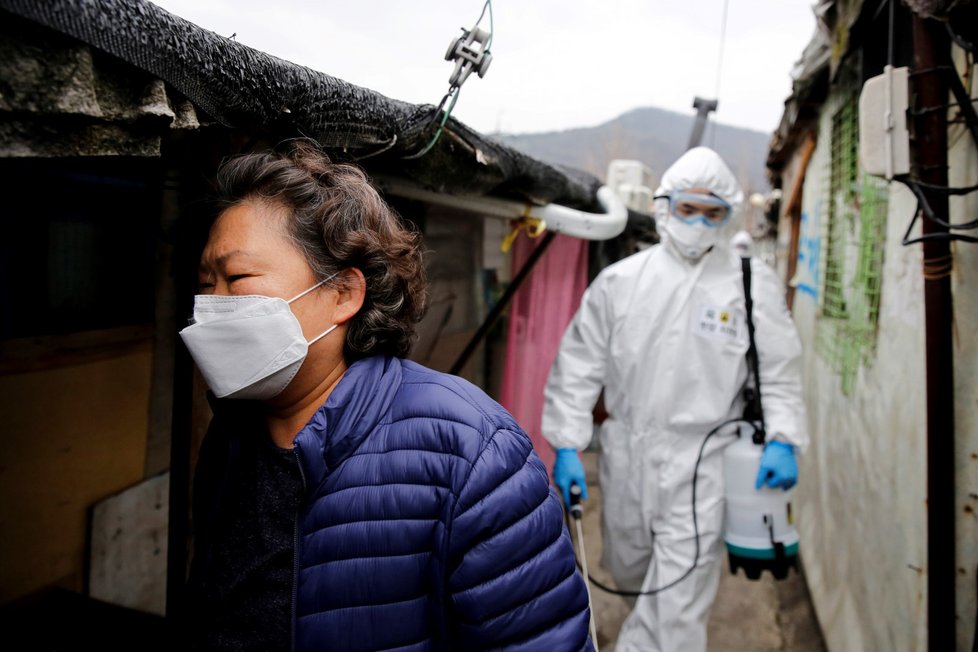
[564,418,751,597]
[897,0,978,247]
[403,87,462,160]
[404,0,494,160]
[945,18,976,53]
[709,0,730,149]
[713,0,730,103]
[900,179,978,245]
[475,0,494,51]
[888,0,895,68]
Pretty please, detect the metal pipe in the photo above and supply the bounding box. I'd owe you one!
[377,177,628,242]
[687,96,718,150]
[911,14,956,651]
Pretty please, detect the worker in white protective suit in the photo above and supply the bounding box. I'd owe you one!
[542,147,808,652]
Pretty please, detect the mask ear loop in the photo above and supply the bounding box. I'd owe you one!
[287,271,343,345]
[307,323,339,346]
[286,270,341,304]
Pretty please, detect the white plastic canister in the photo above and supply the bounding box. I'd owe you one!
[722,432,799,579]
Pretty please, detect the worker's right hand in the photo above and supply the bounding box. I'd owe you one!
[755,440,798,490]
[553,448,588,510]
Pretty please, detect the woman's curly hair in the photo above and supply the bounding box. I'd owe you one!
[214,139,428,360]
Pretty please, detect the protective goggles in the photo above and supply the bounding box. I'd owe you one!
[657,191,732,227]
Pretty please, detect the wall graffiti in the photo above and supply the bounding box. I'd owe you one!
[795,199,821,301]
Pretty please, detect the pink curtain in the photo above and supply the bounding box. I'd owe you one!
[498,231,589,473]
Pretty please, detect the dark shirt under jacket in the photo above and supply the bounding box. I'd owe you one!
[186,402,302,652]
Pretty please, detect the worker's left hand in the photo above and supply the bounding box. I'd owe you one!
[755,440,798,490]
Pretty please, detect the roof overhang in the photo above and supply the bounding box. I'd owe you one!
[0,0,612,217]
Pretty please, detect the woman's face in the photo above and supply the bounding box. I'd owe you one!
[198,201,335,340]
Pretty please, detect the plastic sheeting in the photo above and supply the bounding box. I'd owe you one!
[0,0,604,212]
[498,232,589,473]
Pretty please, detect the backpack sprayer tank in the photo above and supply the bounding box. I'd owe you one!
[723,431,799,580]
[725,255,800,581]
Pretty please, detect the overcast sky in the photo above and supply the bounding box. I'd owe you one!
[148,0,817,136]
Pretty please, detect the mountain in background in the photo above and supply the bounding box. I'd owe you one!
[496,106,774,194]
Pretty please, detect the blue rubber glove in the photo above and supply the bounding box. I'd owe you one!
[755,440,798,490]
[553,448,588,509]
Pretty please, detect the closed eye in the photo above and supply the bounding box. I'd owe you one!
[227,274,251,283]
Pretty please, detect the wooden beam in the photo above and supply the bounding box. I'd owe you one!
[785,132,817,311]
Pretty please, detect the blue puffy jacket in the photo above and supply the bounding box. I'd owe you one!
[192,355,593,651]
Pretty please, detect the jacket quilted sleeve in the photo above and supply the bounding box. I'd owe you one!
[447,426,594,650]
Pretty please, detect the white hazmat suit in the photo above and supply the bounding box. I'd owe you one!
[542,147,808,651]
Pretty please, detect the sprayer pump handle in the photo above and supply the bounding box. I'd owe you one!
[569,482,582,503]
[568,483,583,519]
[752,427,766,446]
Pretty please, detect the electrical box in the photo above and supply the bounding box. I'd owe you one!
[606,159,655,214]
[858,65,910,179]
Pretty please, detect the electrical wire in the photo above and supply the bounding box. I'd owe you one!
[888,0,894,69]
[402,88,461,160]
[708,0,730,149]
[713,0,730,105]
[476,0,494,51]
[403,0,493,159]
[899,176,978,245]
[898,7,978,247]
[565,417,757,597]
[946,19,976,53]
[948,48,976,150]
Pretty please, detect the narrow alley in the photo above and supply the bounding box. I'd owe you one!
[577,449,827,651]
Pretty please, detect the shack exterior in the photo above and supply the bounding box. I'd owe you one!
[0,0,622,641]
[767,1,978,649]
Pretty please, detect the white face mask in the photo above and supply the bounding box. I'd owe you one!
[663,217,722,259]
[178,274,338,400]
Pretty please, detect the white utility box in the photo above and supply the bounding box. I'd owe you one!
[606,159,655,214]
[859,65,910,179]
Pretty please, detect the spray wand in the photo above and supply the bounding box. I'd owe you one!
[568,482,599,651]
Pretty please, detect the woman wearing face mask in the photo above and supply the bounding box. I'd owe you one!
[542,147,808,651]
[178,139,594,651]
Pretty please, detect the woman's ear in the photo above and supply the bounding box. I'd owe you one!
[332,268,366,324]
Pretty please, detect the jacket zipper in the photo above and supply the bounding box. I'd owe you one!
[291,444,307,652]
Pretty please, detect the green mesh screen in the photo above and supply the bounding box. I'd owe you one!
[816,94,889,395]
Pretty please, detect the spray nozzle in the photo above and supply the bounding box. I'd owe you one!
[569,482,583,520]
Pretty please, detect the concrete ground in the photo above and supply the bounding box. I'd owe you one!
[576,449,827,652]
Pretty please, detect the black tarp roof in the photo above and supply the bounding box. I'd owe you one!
[0,0,604,211]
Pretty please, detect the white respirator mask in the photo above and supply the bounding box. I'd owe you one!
[663,218,722,259]
[178,273,339,400]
